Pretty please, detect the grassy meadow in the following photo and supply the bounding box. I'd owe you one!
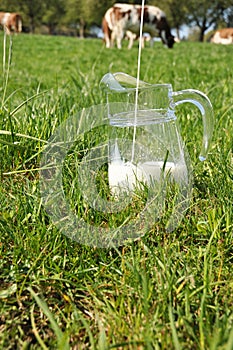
[0,32,233,349]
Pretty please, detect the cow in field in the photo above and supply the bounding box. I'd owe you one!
[102,3,175,49]
[0,12,22,34]
[211,28,233,45]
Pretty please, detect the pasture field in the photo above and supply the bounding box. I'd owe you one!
[0,32,233,349]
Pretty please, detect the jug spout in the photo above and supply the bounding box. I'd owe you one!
[100,72,150,91]
[100,73,126,91]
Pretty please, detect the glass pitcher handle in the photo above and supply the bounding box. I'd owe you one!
[172,89,214,161]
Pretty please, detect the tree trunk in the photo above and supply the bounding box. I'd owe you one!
[199,27,205,42]
[79,18,85,38]
[29,16,35,33]
[199,18,207,42]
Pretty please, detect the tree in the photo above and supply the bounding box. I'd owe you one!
[64,0,89,37]
[184,0,232,41]
[223,5,233,27]
[42,0,66,34]
[19,0,47,33]
[64,0,113,37]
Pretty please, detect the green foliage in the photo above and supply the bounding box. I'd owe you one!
[42,0,67,34]
[184,0,233,41]
[0,0,232,37]
[0,33,233,349]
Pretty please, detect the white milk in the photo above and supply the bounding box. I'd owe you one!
[108,139,147,196]
[139,161,188,183]
[108,160,146,196]
[108,160,188,196]
[139,161,174,181]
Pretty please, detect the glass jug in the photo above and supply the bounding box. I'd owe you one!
[100,72,214,231]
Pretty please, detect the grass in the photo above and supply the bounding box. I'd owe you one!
[0,32,233,349]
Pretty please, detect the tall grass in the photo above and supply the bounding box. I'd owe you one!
[0,32,233,349]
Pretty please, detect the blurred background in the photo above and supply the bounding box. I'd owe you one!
[0,0,233,42]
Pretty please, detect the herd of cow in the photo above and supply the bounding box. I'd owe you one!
[0,4,233,47]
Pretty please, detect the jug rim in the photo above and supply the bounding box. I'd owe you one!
[104,83,173,93]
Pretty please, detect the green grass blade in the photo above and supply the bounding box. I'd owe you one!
[30,304,49,350]
[225,326,233,350]
[28,287,69,350]
[169,305,181,350]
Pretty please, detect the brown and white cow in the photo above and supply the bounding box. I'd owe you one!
[211,28,233,45]
[102,3,175,49]
[0,12,22,35]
